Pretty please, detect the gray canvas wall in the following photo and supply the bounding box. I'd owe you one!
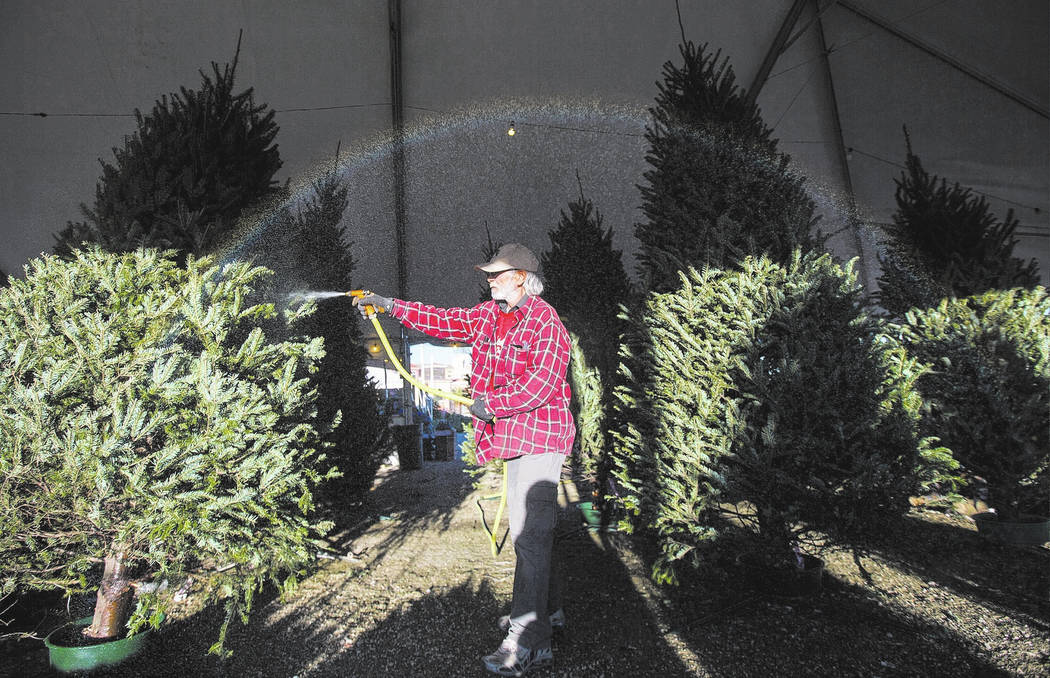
[2,1,1046,314]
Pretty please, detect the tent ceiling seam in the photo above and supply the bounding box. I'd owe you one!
[838,0,1049,120]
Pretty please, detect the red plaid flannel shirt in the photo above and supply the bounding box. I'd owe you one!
[390,295,575,464]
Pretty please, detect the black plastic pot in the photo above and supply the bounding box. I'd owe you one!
[392,423,422,470]
[748,554,824,598]
[972,512,1050,546]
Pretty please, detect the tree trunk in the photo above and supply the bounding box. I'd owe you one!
[756,506,793,568]
[84,552,134,640]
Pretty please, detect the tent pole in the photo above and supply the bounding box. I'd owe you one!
[389,0,413,424]
[838,0,1047,119]
[746,0,808,105]
[815,1,873,292]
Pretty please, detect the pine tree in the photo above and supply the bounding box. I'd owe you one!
[891,287,1049,518]
[250,171,389,501]
[0,248,335,653]
[877,127,1040,316]
[610,253,954,584]
[635,42,822,293]
[53,36,281,261]
[541,176,632,480]
[542,175,632,384]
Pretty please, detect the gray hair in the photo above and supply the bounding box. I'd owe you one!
[523,271,544,297]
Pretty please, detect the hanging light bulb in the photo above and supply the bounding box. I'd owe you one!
[507,121,516,137]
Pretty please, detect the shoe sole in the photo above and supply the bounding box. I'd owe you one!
[484,654,552,677]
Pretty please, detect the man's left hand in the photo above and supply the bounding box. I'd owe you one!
[470,397,495,422]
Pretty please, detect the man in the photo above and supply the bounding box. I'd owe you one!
[354,243,574,676]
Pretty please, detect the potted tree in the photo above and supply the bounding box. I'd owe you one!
[893,287,1050,545]
[0,248,336,670]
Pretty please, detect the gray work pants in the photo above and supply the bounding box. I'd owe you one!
[505,452,564,650]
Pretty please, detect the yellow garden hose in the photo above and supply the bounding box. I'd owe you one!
[477,465,510,557]
[354,295,473,408]
[348,290,507,557]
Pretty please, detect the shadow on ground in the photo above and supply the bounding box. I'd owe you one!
[4,462,1047,677]
[618,505,1048,677]
[843,511,1049,624]
[658,568,1016,677]
[3,500,696,676]
[320,458,481,566]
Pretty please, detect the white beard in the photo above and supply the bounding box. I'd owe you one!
[489,281,512,301]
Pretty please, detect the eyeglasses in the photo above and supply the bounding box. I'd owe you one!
[484,269,515,280]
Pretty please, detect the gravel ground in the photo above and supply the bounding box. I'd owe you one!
[3,459,1047,677]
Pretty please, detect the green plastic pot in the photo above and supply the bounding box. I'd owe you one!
[44,616,158,673]
[577,501,602,527]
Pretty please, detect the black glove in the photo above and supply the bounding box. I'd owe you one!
[353,291,393,318]
[469,396,495,423]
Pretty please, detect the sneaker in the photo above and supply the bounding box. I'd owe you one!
[497,608,565,634]
[482,639,553,676]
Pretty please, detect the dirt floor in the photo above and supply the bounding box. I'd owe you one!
[2,458,1048,677]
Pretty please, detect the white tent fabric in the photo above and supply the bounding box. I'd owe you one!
[2,1,1046,325]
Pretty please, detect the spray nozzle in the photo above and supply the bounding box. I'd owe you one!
[346,290,386,316]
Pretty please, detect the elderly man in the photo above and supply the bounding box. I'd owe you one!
[354,243,575,676]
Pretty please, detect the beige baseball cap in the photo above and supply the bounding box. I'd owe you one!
[474,243,539,273]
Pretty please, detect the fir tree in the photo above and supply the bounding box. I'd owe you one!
[877,127,1040,316]
[250,170,389,501]
[541,176,631,481]
[611,253,954,584]
[542,175,632,384]
[635,42,822,293]
[53,35,281,261]
[0,248,335,653]
[891,287,1049,518]
[565,335,605,479]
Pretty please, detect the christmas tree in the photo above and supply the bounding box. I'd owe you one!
[249,170,389,500]
[891,287,1049,518]
[0,248,335,653]
[53,35,281,261]
[565,335,605,479]
[542,175,632,384]
[541,176,632,480]
[877,127,1041,316]
[635,42,822,293]
[611,253,954,583]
